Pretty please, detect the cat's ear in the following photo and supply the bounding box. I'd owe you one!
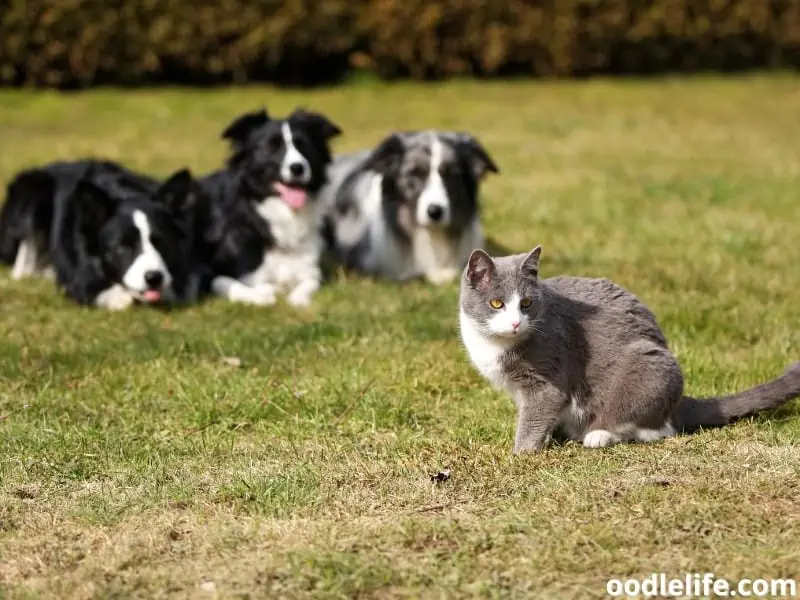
[466,249,496,289]
[521,245,542,278]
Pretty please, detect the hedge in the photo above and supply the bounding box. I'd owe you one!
[1,0,799,87]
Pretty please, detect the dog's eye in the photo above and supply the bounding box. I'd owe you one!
[520,297,532,308]
[489,298,504,309]
[267,134,283,151]
[408,166,428,180]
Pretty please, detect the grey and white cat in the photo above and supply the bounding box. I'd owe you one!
[459,245,800,453]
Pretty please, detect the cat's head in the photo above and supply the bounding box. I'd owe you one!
[460,245,544,341]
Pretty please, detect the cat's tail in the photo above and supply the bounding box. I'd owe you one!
[673,362,800,433]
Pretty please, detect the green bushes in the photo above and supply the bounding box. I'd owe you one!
[1,0,798,87]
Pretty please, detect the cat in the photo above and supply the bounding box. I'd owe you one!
[458,245,800,453]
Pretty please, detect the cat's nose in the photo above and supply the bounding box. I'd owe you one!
[511,320,520,330]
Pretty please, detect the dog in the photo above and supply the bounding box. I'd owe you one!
[1,159,201,309]
[195,107,342,307]
[319,130,499,285]
[0,159,159,280]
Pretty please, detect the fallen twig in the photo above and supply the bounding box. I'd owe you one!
[0,404,30,423]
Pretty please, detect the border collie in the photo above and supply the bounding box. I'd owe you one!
[320,130,499,285]
[196,107,342,307]
[0,159,158,280]
[1,160,201,309]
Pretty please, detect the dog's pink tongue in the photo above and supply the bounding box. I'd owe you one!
[275,183,307,209]
[143,290,162,302]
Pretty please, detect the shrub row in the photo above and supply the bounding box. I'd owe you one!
[1,0,799,87]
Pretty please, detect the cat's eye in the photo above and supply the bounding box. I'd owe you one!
[520,297,533,308]
[489,299,504,309]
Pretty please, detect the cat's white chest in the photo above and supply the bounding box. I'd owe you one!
[459,310,512,390]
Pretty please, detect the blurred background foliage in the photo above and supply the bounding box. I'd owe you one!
[1,0,799,87]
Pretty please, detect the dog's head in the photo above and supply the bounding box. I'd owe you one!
[221,107,342,210]
[361,131,499,232]
[71,168,200,305]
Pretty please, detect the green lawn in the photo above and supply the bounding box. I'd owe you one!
[1,75,799,599]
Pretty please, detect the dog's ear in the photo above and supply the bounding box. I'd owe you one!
[221,108,270,146]
[466,249,496,290]
[156,168,198,214]
[453,133,499,180]
[71,176,116,230]
[362,133,405,176]
[291,109,342,141]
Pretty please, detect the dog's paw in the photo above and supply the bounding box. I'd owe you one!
[287,289,313,307]
[241,283,277,306]
[425,268,458,285]
[95,285,135,311]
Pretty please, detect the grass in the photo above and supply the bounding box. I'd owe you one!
[0,75,799,599]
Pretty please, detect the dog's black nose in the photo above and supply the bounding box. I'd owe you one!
[427,205,445,222]
[144,270,164,289]
[289,162,306,177]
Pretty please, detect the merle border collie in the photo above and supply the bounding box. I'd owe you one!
[0,159,201,309]
[196,107,342,307]
[320,131,499,285]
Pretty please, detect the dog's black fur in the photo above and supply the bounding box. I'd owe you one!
[193,107,342,306]
[0,160,159,272]
[1,159,202,308]
[319,131,499,285]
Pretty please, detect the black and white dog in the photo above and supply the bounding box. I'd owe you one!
[0,159,158,280]
[196,107,342,307]
[0,159,201,309]
[320,131,499,285]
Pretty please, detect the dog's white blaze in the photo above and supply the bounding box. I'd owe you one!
[487,293,526,338]
[281,123,311,184]
[122,210,171,292]
[416,134,450,227]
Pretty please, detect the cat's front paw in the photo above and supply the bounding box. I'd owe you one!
[513,440,546,454]
[582,429,620,449]
[425,268,458,286]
